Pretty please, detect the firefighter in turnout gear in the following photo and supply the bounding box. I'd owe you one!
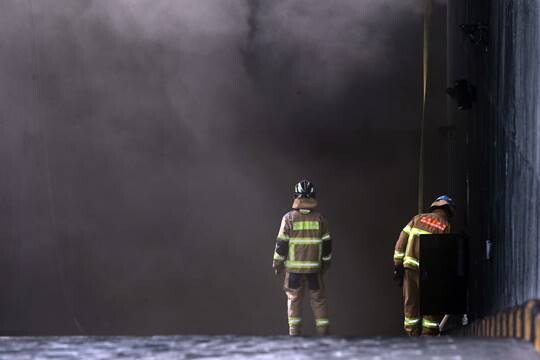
[393,195,455,336]
[273,180,332,336]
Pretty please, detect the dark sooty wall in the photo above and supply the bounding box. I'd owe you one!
[448,0,540,319]
[0,0,447,335]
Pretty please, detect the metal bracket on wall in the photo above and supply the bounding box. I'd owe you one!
[447,79,477,110]
[485,240,492,261]
[460,23,489,52]
[438,125,457,140]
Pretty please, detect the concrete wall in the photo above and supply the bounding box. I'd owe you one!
[448,0,540,319]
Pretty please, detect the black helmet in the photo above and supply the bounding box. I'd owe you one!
[294,179,316,198]
[429,195,455,217]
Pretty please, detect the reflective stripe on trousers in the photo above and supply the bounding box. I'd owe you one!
[315,318,329,327]
[288,317,301,325]
[404,317,420,326]
[422,318,439,329]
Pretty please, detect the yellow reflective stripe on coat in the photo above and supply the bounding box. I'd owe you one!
[394,251,405,260]
[407,227,433,243]
[277,235,289,241]
[403,225,412,234]
[288,238,321,262]
[273,252,285,261]
[322,233,331,240]
[410,227,432,236]
[404,317,420,326]
[292,221,320,231]
[322,255,332,261]
[316,318,330,327]
[289,238,322,245]
[285,261,321,268]
[403,227,432,266]
[403,256,420,268]
[422,319,439,329]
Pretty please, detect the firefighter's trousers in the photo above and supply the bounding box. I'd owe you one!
[284,272,329,336]
[403,268,443,336]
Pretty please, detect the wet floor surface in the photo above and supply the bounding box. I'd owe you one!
[0,336,538,360]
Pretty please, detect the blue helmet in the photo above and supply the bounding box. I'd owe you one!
[430,195,455,217]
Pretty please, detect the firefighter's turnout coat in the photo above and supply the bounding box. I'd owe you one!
[273,198,332,274]
[394,210,451,270]
[394,209,452,335]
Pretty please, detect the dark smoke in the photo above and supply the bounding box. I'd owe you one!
[0,0,448,335]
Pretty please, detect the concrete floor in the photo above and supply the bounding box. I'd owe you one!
[0,336,538,359]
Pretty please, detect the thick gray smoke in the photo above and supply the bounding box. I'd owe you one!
[0,0,448,335]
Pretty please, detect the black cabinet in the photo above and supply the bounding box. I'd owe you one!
[420,233,468,315]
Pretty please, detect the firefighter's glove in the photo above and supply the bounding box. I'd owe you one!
[393,264,404,287]
[322,261,331,273]
[273,261,284,276]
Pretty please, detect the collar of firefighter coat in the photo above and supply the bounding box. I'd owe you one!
[292,197,318,211]
[432,208,450,221]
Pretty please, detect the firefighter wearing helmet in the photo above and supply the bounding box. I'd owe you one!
[273,180,332,336]
[393,195,455,336]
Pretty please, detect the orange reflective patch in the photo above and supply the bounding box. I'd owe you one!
[420,216,447,231]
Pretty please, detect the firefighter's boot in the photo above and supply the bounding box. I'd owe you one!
[289,324,301,336]
[316,322,330,335]
[421,315,443,336]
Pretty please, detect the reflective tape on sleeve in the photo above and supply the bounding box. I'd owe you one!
[403,256,420,268]
[393,251,405,260]
[322,255,332,261]
[273,252,286,261]
[403,225,412,234]
[322,233,331,240]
